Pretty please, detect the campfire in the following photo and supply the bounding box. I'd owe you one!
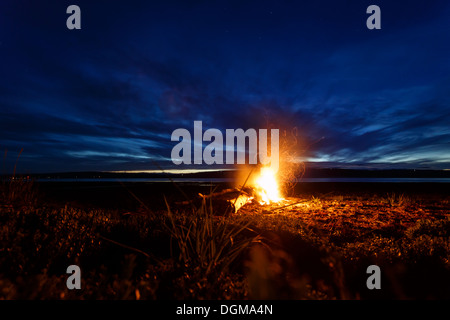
[253,166,283,205]
[191,166,286,214]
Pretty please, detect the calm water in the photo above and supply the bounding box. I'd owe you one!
[36,177,450,183]
[36,178,235,183]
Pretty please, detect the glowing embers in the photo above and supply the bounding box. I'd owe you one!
[253,167,283,205]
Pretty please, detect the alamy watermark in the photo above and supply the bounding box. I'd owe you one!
[66,265,81,290]
[65,4,380,31]
[366,265,381,290]
[171,121,280,173]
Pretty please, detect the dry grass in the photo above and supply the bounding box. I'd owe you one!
[0,182,449,299]
[163,196,262,276]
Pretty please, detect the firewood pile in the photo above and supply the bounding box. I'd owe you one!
[176,186,257,215]
[175,186,299,215]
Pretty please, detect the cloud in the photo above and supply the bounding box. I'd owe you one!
[1,0,450,172]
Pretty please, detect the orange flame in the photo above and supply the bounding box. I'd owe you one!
[254,167,283,205]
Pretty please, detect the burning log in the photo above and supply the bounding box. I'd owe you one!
[176,187,254,215]
[175,166,284,214]
[198,188,254,214]
[231,193,252,213]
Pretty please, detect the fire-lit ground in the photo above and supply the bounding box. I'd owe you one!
[239,194,449,240]
[1,179,449,299]
[232,191,450,299]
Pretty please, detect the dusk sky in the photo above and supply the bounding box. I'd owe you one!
[1,0,450,173]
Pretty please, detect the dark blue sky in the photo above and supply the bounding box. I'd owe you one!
[1,0,450,173]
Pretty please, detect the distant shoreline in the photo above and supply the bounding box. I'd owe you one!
[5,168,450,180]
[31,177,450,183]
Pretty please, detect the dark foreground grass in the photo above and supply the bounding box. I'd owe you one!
[0,180,449,299]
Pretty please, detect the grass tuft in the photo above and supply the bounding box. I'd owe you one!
[163,196,262,276]
[384,192,411,207]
